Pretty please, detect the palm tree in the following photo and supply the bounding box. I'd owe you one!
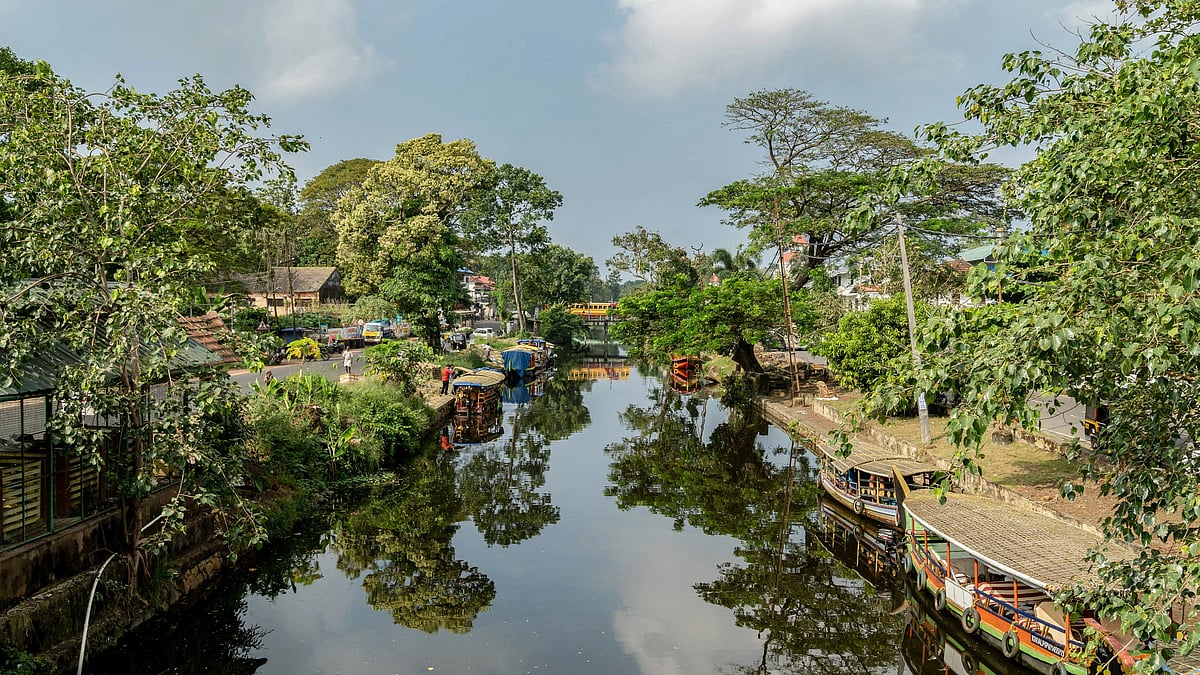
[711,245,761,279]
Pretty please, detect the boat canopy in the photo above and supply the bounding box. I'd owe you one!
[820,444,936,479]
[452,369,506,388]
[501,346,536,372]
[904,490,1135,593]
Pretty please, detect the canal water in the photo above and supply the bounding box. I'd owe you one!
[90,363,1034,674]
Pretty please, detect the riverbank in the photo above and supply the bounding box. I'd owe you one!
[756,389,1116,533]
[0,385,457,674]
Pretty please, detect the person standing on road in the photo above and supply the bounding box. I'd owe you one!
[343,349,354,375]
[441,364,453,395]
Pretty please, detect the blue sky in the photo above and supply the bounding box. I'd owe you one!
[0,0,1116,270]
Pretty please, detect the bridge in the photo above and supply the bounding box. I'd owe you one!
[567,302,622,325]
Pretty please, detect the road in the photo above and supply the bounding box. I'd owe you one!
[228,356,356,393]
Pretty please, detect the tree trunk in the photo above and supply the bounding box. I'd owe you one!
[731,337,764,373]
[510,228,525,333]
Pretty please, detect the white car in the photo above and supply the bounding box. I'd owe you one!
[472,327,497,339]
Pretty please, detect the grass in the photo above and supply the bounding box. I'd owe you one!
[825,391,1077,489]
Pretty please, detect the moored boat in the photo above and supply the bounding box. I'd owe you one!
[816,442,939,526]
[451,368,506,415]
[670,355,700,377]
[896,470,1137,675]
[501,344,542,379]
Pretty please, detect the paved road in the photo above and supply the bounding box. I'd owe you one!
[228,357,357,394]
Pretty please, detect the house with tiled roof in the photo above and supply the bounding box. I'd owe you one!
[230,267,344,315]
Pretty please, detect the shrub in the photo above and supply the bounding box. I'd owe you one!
[364,340,434,395]
[343,382,432,460]
[285,337,322,361]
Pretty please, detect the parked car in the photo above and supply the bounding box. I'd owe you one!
[472,327,497,339]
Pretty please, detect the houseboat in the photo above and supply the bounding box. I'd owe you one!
[451,368,506,416]
[897,470,1138,675]
[670,355,700,378]
[817,442,939,526]
[502,340,554,380]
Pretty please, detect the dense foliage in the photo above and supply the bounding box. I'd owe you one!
[363,340,435,395]
[0,58,305,580]
[864,2,1200,666]
[819,295,927,394]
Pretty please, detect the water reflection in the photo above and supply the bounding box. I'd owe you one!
[330,452,496,633]
[90,363,1036,675]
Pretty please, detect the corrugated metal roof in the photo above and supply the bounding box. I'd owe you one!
[1,334,226,402]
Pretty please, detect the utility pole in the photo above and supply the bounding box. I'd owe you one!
[896,213,931,443]
[774,197,803,400]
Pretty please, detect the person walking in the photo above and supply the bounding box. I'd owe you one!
[343,349,354,375]
[441,364,453,395]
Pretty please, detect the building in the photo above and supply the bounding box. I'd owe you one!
[231,266,344,315]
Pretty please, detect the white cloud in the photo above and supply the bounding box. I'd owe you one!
[594,0,961,99]
[257,0,384,101]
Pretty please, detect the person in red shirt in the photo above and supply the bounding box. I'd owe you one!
[441,365,453,395]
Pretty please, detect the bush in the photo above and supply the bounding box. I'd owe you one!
[343,382,432,461]
[285,337,322,361]
[438,351,483,370]
[364,340,434,395]
[539,303,588,350]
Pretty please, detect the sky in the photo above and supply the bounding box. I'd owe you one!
[0,0,1117,270]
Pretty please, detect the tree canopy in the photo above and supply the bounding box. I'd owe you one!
[700,88,1009,289]
[865,2,1200,665]
[334,134,493,340]
[0,60,306,578]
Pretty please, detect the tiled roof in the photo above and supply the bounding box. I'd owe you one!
[177,311,239,365]
[230,267,338,294]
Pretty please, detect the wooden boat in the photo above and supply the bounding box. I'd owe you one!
[896,470,1138,675]
[451,368,506,415]
[516,338,554,365]
[670,355,700,377]
[816,442,939,526]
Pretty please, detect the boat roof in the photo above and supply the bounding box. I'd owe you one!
[904,490,1134,592]
[819,443,936,478]
[503,344,541,354]
[452,369,506,388]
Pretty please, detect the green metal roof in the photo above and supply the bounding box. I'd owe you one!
[958,243,997,263]
[1,336,226,402]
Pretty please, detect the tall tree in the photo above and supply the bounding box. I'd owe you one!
[0,63,306,585]
[700,89,1007,289]
[461,163,562,332]
[867,2,1200,665]
[334,134,494,342]
[606,225,699,289]
[295,158,379,266]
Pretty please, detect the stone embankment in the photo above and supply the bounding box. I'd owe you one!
[757,395,1110,535]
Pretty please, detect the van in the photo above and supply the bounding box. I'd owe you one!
[473,327,497,339]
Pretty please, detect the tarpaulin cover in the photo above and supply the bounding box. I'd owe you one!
[502,348,534,373]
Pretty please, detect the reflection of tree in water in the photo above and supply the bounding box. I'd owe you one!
[605,384,903,674]
[605,383,792,536]
[458,374,591,546]
[331,452,496,633]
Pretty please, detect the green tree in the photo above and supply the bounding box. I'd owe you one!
[0,63,306,584]
[818,295,927,395]
[462,163,562,332]
[538,303,588,350]
[709,245,761,280]
[334,134,493,342]
[523,244,596,308]
[295,158,379,266]
[613,276,808,373]
[606,225,699,289]
[866,2,1200,664]
[700,89,1008,289]
[363,340,435,395]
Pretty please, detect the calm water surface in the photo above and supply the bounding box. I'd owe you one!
[91,363,1032,674]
